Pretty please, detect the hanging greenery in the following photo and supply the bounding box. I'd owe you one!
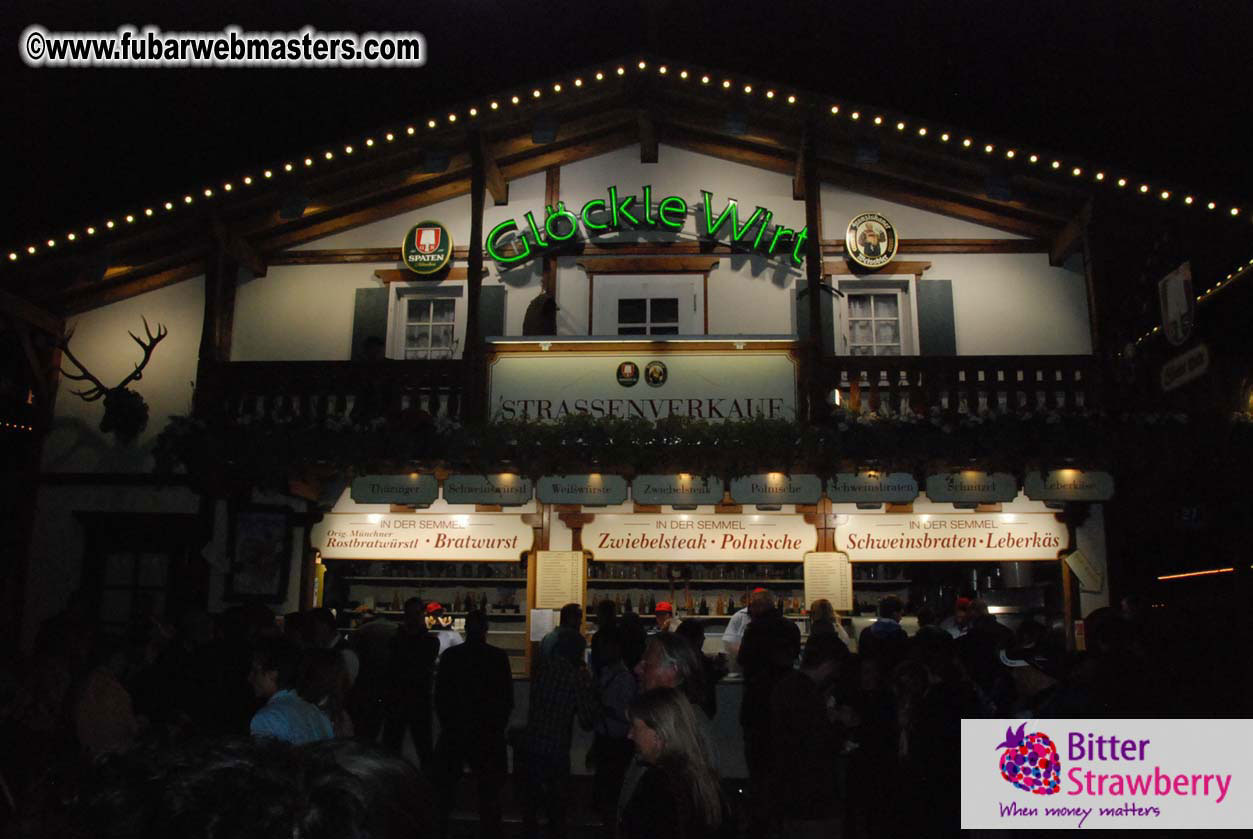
[150,400,1200,497]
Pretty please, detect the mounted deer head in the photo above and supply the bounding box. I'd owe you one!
[60,316,168,443]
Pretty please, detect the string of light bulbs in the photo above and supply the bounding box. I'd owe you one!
[1129,255,1253,348]
[6,56,1251,267]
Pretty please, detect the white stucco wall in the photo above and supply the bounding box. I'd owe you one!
[303,171,547,251]
[820,183,1026,240]
[934,253,1092,355]
[227,143,1090,355]
[232,262,385,360]
[43,276,205,473]
[23,484,201,648]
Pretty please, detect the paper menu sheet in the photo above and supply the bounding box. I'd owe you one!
[529,609,556,642]
[804,551,853,613]
[534,550,584,610]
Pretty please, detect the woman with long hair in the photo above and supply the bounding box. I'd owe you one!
[808,598,852,647]
[620,687,728,839]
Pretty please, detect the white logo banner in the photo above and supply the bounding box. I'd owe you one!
[961,719,1252,830]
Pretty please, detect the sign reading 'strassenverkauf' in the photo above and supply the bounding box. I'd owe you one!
[537,475,628,506]
[443,474,533,505]
[351,474,438,505]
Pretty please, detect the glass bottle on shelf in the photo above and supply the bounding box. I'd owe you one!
[699,596,709,615]
[647,594,656,615]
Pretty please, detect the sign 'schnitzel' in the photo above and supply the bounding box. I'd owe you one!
[486,187,811,267]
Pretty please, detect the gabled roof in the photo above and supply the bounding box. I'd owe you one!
[5,54,1251,314]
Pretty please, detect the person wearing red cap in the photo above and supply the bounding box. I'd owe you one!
[721,588,768,659]
[652,601,675,633]
[940,596,973,638]
[425,601,464,656]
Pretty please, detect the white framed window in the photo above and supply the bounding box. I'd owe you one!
[386,282,466,359]
[836,279,919,356]
[593,275,703,336]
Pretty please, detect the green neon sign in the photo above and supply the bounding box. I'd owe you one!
[485,186,809,268]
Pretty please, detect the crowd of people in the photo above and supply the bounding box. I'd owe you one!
[0,583,1215,838]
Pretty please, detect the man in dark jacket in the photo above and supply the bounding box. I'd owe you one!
[771,634,849,837]
[433,609,514,839]
[383,597,440,768]
[858,595,909,672]
[736,589,801,834]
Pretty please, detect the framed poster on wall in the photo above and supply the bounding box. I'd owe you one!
[225,505,292,602]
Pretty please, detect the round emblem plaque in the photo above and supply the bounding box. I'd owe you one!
[845,212,898,269]
[402,220,454,275]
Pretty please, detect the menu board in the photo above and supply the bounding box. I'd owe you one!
[804,551,853,613]
[535,550,584,609]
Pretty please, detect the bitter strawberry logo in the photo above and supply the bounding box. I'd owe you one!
[997,722,1061,795]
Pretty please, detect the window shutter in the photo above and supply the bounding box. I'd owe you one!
[350,287,390,360]
[479,285,507,338]
[795,279,836,356]
[917,279,957,355]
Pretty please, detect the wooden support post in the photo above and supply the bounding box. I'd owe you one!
[542,166,560,299]
[638,110,658,164]
[478,134,509,206]
[801,121,827,421]
[465,133,488,422]
[792,130,808,201]
[1079,203,1103,357]
[194,235,239,416]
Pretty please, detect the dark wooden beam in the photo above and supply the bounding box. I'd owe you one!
[793,128,808,201]
[465,132,488,422]
[271,247,402,265]
[0,287,63,336]
[62,262,204,314]
[478,134,509,206]
[1050,202,1092,267]
[575,256,721,274]
[655,113,1067,237]
[638,109,658,164]
[270,237,1045,266]
[823,260,932,276]
[373,267,488,283]
[543,167,560,297]
[197,239,238,367]
[802,122,826,421]
[210,217,267,277]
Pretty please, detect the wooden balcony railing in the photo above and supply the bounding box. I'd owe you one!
[193,355,1101,428]
[821,355,1102,415]
[195,360,467,423]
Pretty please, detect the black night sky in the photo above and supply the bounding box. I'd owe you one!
[5,0,1253,253]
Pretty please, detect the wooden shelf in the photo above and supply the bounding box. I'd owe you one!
[853,579,913,584]
[369,609,526,619]
[586,613,808,620]
[343,577,527,584]
[586,579,802,586]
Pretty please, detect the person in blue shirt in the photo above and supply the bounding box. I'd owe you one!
[248,638,333,745]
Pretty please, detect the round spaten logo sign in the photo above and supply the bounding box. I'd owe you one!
[616,361,640,387]
[403,221,454,275]
[845,212,898,269]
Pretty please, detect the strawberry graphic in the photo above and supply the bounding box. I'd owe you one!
[996,722,1061,795]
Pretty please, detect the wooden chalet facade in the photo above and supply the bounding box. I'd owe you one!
[3,56,1251,658]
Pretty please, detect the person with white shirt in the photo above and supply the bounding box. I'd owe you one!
[425,601,464,656]
[722,588,768,660]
